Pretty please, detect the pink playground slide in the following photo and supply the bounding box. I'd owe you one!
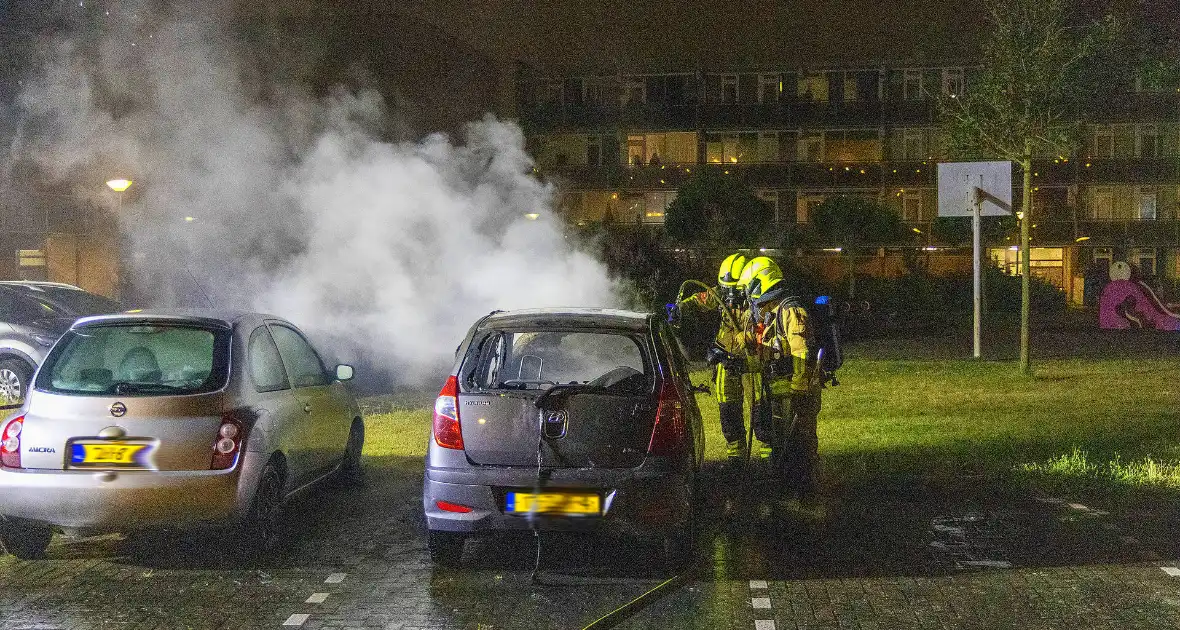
[1099,261,1180,331]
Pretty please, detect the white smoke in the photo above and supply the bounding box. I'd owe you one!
[9,3,620,386]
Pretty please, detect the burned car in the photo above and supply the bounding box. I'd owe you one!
[423,308,704,568]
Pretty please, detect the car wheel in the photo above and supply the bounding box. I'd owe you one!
[0,359,33,407]
[241,463,284,555]
[336,419,365,487]
[0,521,52,560]
[428,531,465,568]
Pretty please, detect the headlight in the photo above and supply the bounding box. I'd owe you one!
[31,333,58,348]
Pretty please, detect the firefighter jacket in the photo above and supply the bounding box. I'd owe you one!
[747,298,820,396]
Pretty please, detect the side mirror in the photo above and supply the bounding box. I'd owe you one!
[335,364,354,382]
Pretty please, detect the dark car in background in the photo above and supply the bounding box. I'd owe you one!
[423,308,705,568]
[0,282,124,407]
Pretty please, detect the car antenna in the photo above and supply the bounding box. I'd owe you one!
[185,267,214,308]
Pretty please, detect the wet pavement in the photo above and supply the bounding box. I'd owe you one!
[3,457,1180,629]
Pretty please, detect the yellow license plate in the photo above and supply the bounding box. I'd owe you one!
[70,441,152,467]
[507,492,600,515]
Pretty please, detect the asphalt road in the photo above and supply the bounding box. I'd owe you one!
[4,456,1180,629]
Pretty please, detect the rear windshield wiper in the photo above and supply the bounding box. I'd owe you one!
[110,382,185,395]
[533,383,615,408]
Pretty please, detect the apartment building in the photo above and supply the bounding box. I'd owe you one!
[519,65,1180,303]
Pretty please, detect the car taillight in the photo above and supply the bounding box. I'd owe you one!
[1,415,23,469]
[647,378,687,458]
[432,375,464,450]
[211,411,246,470]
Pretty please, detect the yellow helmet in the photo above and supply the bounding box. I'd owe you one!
[717,253,747,288]
[747,265,785,306]
[738,256,780,290]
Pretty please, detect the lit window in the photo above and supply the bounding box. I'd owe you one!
[1091,187,1114,220]
[1138,188,1158,220]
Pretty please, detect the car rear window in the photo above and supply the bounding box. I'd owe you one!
[36,323,231,396]
[465,330,652,394]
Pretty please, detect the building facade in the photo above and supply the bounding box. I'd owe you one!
[518,65,1180,304]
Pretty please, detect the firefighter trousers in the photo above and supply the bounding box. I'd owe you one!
[717,366,772,447]
[768,391,822,495]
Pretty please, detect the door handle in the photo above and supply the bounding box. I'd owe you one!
[303,404,312,414]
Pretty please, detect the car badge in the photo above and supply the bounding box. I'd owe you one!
[109,402,127,418]
[543,410,568,439]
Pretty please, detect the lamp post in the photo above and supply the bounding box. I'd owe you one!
[106,179,132,213]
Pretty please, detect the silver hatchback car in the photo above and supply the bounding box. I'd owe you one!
[0,311,364,559]
[423,308,705,568]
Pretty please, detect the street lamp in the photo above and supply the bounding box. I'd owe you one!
[106,179,132,213]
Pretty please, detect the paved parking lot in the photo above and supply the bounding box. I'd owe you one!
[4,453,1180,629]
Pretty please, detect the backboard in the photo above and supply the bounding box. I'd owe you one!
[937,161,1013,217]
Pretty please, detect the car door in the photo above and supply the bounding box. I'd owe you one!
[245,325,315,487]
[267,323,349,476]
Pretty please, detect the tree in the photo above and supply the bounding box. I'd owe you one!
[809,195,910,299]
[665,169,772,253]
[939,0,1118,375]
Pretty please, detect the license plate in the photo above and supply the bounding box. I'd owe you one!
[69,440,153,468]
[506,492,600,515]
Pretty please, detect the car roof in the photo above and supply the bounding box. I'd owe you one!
[71,309,283,331]
[0,281,87,293]
[480,307,653,332]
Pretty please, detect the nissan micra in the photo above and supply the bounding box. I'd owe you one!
[0,311,364,559]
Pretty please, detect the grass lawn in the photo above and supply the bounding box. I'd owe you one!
[361,349,1180,503]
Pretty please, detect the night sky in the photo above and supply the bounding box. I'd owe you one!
[394,0,989,72]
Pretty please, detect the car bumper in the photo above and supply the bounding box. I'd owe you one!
[423,464,692,539]
[0,452,265,532]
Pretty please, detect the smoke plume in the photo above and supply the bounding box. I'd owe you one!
[8,2,620,386]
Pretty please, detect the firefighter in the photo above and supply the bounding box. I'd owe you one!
[745,265,822,498]
[735,256,780,461]
[677,253,749,464]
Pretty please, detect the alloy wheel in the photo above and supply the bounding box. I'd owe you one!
[0,369,22,405]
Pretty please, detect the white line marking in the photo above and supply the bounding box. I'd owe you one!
[305,593,329,604]
[751,597,772,609]
[324,573,347,584]
[1037,497,1064,504]
[755,621,776,630]
[749,580,768,589]
[958,560,1013,569]
[1067,503,1088,511]
[1161,567,1180,577]
[282,614,309,626]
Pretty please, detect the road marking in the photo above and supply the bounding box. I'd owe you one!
[1161,567,1180,577]
[749,580,768,589]
[751,597,772,609]
[305,593,329,604]
[282,614,309,626]
[1067,503,1088,511]
[754,621,776,630]
[324,573,347,584]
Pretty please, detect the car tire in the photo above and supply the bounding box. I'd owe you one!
[428,531,465,568]
[0,358,33,407]
[336,419,365,487]
[241,463,284,555]
[0,521,52,560]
